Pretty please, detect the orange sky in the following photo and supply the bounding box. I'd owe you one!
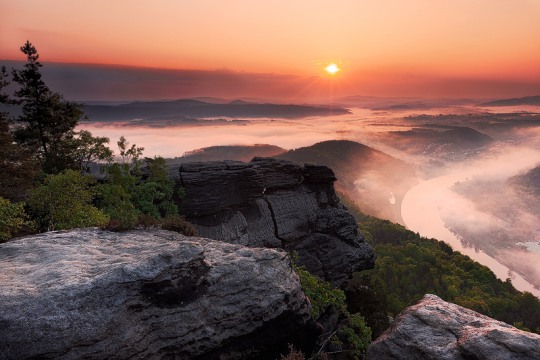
[1,0,540,99]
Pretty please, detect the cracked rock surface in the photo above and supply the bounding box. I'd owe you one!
[0,229,316,359]
[366,294,540,360]
[178,158,375,286]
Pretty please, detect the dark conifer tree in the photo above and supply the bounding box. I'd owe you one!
[0,65,37,201]
[11,41,85,173]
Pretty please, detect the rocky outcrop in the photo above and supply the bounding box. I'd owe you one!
[177,158,375,286]
[0,229,317,360]
[366,294,540,360]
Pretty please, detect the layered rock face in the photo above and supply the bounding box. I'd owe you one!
[0,229,317,359]
[367,294,540,360]
[177,158,375,286]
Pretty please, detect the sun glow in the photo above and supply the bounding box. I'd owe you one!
[324,63,340,75]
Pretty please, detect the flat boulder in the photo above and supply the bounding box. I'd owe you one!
[0,229,317,359]
[367,294,540,360]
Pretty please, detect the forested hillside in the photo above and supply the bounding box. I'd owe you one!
[342,196,540,336]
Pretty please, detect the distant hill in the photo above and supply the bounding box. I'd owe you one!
[508,165,540,197]
[420,126,493,148]
[83,99,350,125]
[403,113,540,142]
[335,95,478,109]
[384,126,493,158]
[277,140,417,224]
[167,144,286,165]
[439,127,493,144]
[371,103,431,111]
[478,95,540,107]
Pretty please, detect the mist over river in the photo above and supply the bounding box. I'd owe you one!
[80,104,540,296]
[402,172,540,297]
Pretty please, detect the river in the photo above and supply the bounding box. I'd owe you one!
[401,172,540,297]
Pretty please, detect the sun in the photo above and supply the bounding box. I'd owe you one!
[324,63,340,75]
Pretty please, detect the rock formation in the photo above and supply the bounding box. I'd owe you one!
[277,139,417,225]
[0,229,317,359]
[366,294,540,360]
[177,157,375,286]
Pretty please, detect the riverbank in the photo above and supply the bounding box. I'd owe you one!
[401,172,540,297]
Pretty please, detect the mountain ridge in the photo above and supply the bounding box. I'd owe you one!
[82,99,351,123]
[477,95,540,107]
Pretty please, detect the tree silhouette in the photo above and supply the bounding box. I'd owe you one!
[0,65,37,201]
[12,41,86,173]
[73,130,113,173]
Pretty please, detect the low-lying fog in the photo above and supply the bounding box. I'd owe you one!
[79,101,540,295]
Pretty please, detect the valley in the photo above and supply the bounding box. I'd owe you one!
[78,100,540,295]
[3,3,540,357]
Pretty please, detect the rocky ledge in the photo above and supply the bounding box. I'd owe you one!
[0,229,317,359]
[366,294,540,360]
[177,157,375,286]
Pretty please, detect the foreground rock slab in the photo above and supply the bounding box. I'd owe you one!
[178,158,375,286]
[0,229,316,359]
[367,294,540,360]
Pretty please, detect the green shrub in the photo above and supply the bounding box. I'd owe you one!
[136,213,161,228]
[291,254,371,359]
[98,155,183,231]
[161,215,197,236]
[131,180,178,218]
[98,183,138,231]
[133,156,179,218]
[107,213,196,236]
[0,196,26,241]
[293,264,346,320]
[27,169,108,231]
[333,313,372,359]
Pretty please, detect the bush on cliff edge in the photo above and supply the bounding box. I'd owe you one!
[0,196,27,242]
[27,169,109,231]
[291,254,372,359]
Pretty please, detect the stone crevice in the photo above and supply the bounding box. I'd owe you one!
[262,196,286,248]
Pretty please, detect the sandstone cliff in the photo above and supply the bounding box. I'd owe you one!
[0,229,317,359]
[177,157,375,286]
[277,139,416,225]
[367,294,540,360]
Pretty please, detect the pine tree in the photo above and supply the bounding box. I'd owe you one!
[0,65,37,201]
[11,41,86,173]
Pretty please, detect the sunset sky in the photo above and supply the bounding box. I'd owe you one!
[2,0,540,100]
